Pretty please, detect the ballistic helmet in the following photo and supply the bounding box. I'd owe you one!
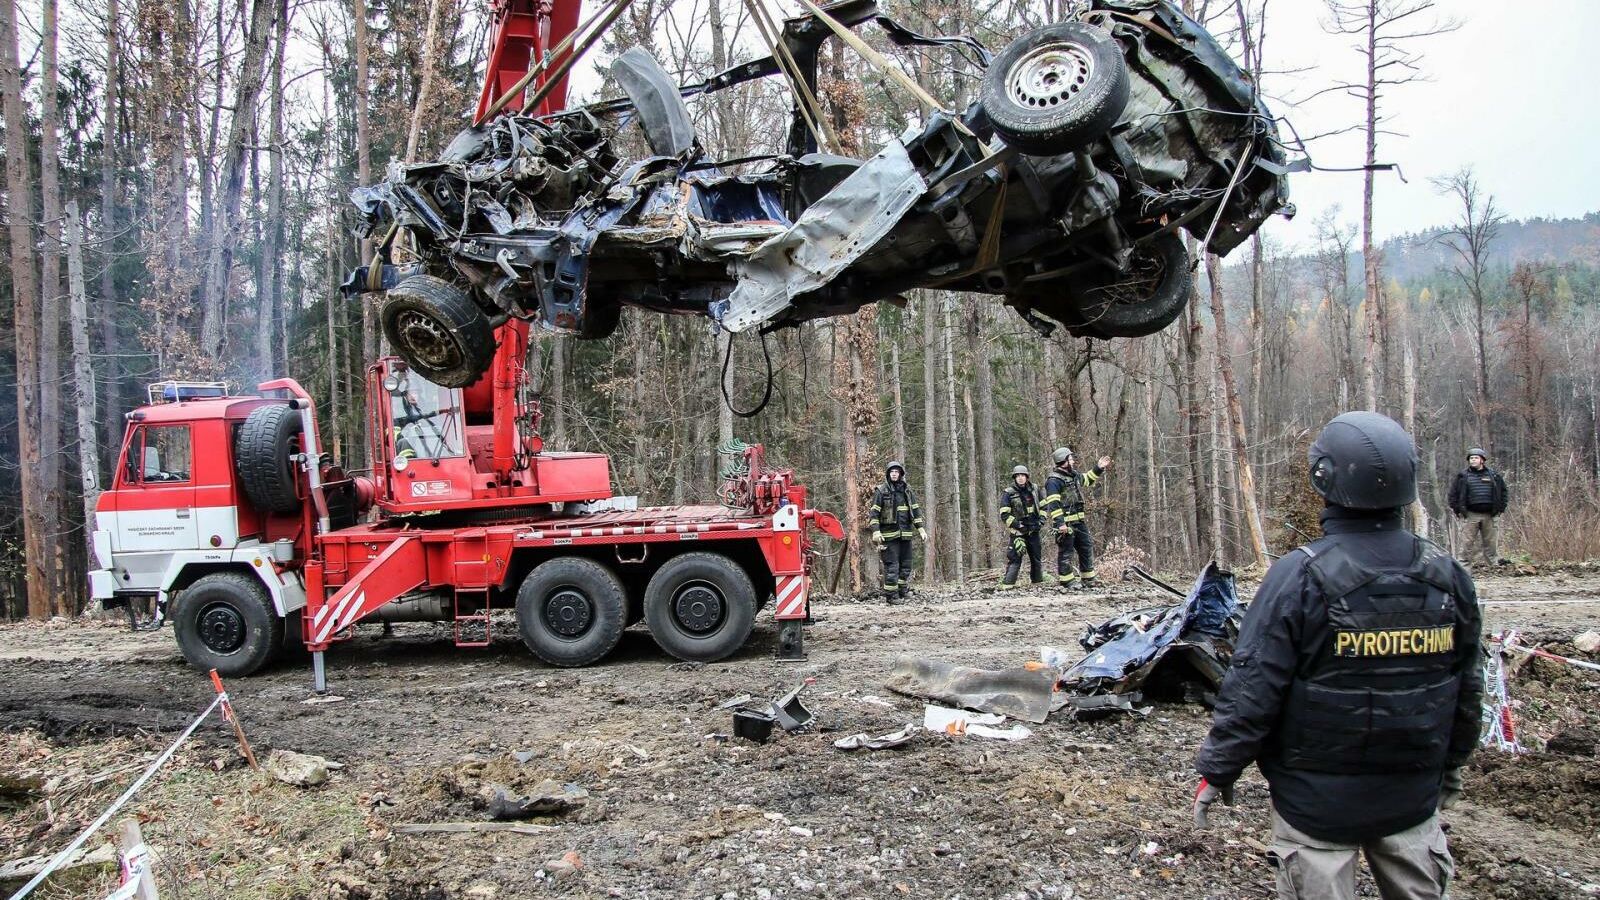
[1467,448,1488,461]
[1012,465,1031,478]
[1307,411,1419,510]
[1053,447,1075,466]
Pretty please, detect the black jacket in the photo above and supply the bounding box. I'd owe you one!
[1195,506,1483,843]
[1449,466,1508,515]
[870,481,923,540]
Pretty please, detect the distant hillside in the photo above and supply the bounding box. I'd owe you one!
[1378,213,1600,282]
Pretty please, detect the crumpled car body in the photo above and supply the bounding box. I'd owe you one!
[347,0,1294,384]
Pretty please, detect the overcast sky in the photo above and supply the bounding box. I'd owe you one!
[1253,0,1600,250]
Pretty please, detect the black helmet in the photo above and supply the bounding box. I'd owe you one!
[1467,447,1488,460]
[1011,465,1030,478]
[1308,411,1418,509]
[1052,447,1074,466]
[885,461,905,479]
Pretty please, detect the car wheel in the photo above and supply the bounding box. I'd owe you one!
[980,22,1130,156]
[1070,233,1193,338]
[235,404,303,514]
[173,572,283,676]
[515,557,628,667]
[381,275,495,388]
[643,552,756,663]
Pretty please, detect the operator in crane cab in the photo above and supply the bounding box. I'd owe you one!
[1043,447,1111,590]
[998,465,1045,589]
[869,461,926,602]
[1192,411,1482,900]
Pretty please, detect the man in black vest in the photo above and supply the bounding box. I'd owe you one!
[1447,448,1509,566]
[998,465,1045,589]
[1193,412,1482,900]
[869,462,926,600]
[1043,447,1112,589]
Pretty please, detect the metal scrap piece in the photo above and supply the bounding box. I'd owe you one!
[885,656,1057,724]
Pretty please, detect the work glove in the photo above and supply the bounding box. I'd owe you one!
[1439,767,1464,810]
[1192,778,1235,828]
[917,527,928,542]
[871,533,885,549]
[1012,535,1027,555]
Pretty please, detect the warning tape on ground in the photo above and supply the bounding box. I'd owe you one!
[7,693,224,900]
[1501,643,1600,673]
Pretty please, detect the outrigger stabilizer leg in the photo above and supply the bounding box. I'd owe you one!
[312,650,328,695]
[776,620,806,661]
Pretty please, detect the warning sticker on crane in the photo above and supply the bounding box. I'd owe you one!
[410,480,452,497]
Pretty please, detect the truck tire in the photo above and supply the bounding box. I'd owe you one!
[1069,232,1192,338]
[236,404,303,515]
[381,275,495,389]
[980,22,1129,156]
[515,557,628,667]
[643,552,756,663]
[173,572,283,676]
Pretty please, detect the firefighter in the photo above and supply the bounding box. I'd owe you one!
[1447,447,1509,566]
[870,461,926,600]
[998,465,1045,588]
[1043,447,1112,589]
[1192,411,1482,900]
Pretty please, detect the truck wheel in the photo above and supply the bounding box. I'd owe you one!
[515,557,628,667]
[236,404,303,515]
[1069,233,1193,338]
[381,275,495,389]
[980,22,1129,155]
[173,572,283,676]
[643,552,756,663]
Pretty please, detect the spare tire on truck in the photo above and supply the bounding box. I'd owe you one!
[980,22,1130,156]
[643,552,757,663]
[236,403,303,514]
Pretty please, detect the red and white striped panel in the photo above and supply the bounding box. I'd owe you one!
[774,574,807,620]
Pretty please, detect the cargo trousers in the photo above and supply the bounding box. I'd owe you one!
[1462,512,1498,565]
[1268,806,1453,900]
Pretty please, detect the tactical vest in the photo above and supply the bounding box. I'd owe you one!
[1002,485,1042,531]
[1464,471,1497,512]
[1274,538,1463,775]
[1046,469,1088,513]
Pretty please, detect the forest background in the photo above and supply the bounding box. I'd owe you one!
[2,0,1599,617]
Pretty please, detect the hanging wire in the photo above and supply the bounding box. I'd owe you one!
[721,329,774,418]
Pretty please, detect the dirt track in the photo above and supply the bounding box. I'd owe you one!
[3,566,1599,899]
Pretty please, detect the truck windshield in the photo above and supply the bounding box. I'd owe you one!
[386,365,464,461]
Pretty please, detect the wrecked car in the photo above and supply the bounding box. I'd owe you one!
[347,0,1295,387]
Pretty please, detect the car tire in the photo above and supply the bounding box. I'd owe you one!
[643,552,756,663]
[980,22,1130,156]
[381,275,495,388]
[173,572,283,676]
[1071,233,1194,338]
[515,557,629,667]
[236,404,303,515]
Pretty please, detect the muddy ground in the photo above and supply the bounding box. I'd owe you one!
[3,564,1599,899]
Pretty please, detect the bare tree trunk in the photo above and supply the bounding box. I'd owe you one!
[353,0,376,363]
[1359,0,1381,412]
[199,0,276,361]
[1208,364,1225,559]
[39,0,64,552]
[67,201,101,552]
[717,331,734,444]
[921,295,938,582]
[890,335,906,463]
[549,337,567,447]
[405,0,448,162]
[325,217,343,460]
[99,0,121,460]
[1181,290,1211,560]
[970,300,997,569]
[258,0,288,379]
[1144,342,1159,566]
[941,293,966,581]
[1043,338,1059,447]
[962,383,979,572]
[1206,253,1268,567]
[2,0,52,619]
[1403,330,1427,537]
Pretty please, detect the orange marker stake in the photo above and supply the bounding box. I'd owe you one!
[209,669,260,770]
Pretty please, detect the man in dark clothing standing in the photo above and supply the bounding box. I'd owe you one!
[1193,411,1482,900]
[999,465,1045,589]
[1043,447,1112,589]
[870,462,926,600]
[1448,448,1509,566]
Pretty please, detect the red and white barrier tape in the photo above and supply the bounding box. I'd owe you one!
[6,694,224,900]
[1481,630,1522,753]
[1502,643,1600,673]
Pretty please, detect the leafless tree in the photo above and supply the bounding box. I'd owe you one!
[1434,168,1502,445]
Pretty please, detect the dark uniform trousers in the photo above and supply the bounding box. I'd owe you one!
[879,539,914,592]
[1056,520,1094,583]
[999,483,1045,587]
[1044,465,1102,584]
